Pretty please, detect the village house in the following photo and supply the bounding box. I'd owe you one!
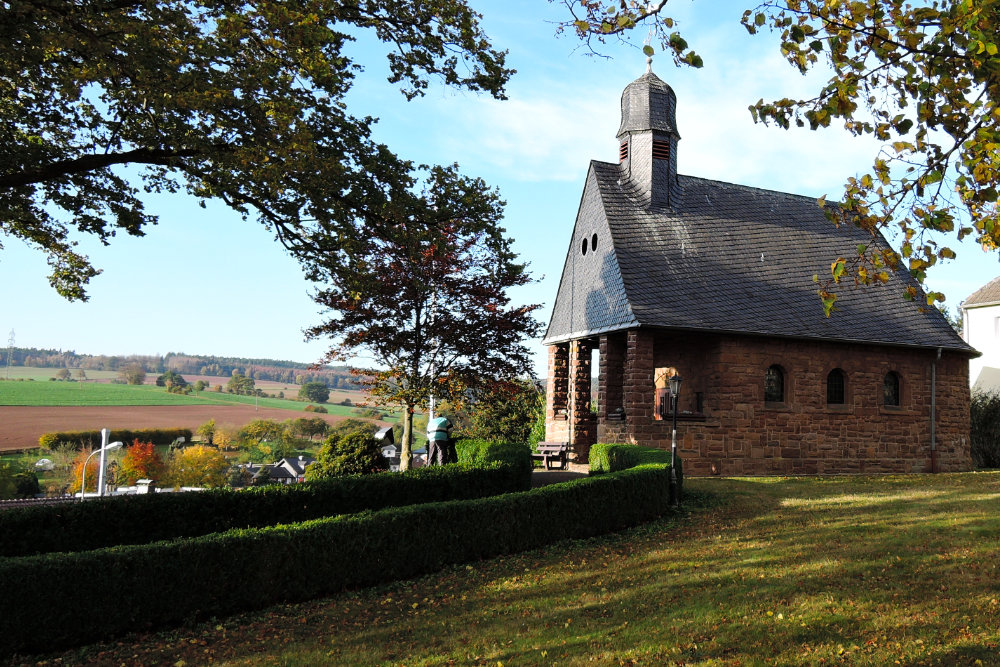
[962,276,1000,393]
[543,67,976,476]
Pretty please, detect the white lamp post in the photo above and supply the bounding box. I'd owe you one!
[80,430,123,501]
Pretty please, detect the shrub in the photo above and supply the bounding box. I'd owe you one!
[589,443,681,499]
[12,471,40,498]
[971,390,1000,468]
[455,438,533,490]
[0,465,671,657]
[38,428,193,450]
[304,404,328,413]
[307,432,388,479]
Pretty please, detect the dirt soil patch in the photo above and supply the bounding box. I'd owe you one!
[0,405,364,451]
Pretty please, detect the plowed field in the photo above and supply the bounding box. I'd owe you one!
[0,405,364,451]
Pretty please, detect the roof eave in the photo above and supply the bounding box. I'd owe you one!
[543,322,979,357]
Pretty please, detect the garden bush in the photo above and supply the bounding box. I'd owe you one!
[971,390,1000,468]
[0,464,671,657]
[589,443,681,498]
[0,461,527,558]
[307,431,388,479]
[455,437,533,489]
[38,428,192,450]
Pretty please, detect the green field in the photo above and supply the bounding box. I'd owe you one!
[28,472,1000,665]
[0,379,208,406]
[0,373,401,421]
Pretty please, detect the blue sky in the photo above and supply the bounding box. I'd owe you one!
[2,1,998,376]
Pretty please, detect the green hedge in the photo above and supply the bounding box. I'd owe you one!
[0,463,527,558]
[38,428,193,450]
[455,437,533,487]
[0,464,671,657]
[589,443,682,499]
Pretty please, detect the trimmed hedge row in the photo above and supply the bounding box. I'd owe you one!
[38,428,193,450]
[0,464,671,657]
[455,437,533,487]
[590,443,682,497]
[0,462,529,558]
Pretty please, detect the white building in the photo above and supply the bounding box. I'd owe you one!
[962,275,1000,392]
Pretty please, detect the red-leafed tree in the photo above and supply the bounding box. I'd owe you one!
[305,164,541,470]
[119,440,165,485]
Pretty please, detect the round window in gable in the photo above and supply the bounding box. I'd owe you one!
[581,238,588,256]
[591,233,598,252]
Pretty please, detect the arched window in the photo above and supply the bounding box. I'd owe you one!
[764,365,784,403]
[826,368,846,405]
[883,371,901,407]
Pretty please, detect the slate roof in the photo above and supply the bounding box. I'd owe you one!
[964,275,1000,307]
[543,160,975,354]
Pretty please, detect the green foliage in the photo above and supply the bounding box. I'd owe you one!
[305,163,542,472]
[455,437,533,489]
[304,404,328,413]
[298,382,330,404]
[589,443,681,498]
[2,0,512,301]
[155,370,188,388]
[327,418,377,438]
[307,432,388,479]
[467,379,543,444]
[289,416,332,440]
[971,391,1000,468]
[38,428,192,450]
[0,463,16,500]
[0,461,530,559]
[226,371,257,396]
[0,465,670,656]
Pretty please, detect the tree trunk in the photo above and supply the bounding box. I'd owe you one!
[400,404,414,471]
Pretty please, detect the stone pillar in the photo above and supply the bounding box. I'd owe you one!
[624,329,655,445]
[569,339,597,461]
[545,343,569,442]
[598,333,627,443]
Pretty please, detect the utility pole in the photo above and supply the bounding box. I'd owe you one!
[5,329,13,380]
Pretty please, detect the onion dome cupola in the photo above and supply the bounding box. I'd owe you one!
[616,61,680,208]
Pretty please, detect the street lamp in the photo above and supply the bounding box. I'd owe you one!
[668,374,682,506]
[80,440,122,501]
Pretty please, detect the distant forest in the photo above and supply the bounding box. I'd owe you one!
[3,348,359,389]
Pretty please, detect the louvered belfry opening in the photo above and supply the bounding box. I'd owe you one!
[652,140,670,161]
[619,142,628,163]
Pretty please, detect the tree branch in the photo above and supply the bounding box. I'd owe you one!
[1,146,207,189]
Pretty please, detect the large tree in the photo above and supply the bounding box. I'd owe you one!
[1,0,512,299]
[558,0,1000,312]
[305,164,541,470]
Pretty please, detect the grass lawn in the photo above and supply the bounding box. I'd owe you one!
[18,472,1000,666]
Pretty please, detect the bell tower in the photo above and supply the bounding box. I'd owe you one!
[616,60,680,207]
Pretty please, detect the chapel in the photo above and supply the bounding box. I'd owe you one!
[542,67,976,475]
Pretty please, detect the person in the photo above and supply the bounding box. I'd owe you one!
[426,414,454,465]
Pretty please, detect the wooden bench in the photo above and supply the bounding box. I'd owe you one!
[532,441,569,470]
